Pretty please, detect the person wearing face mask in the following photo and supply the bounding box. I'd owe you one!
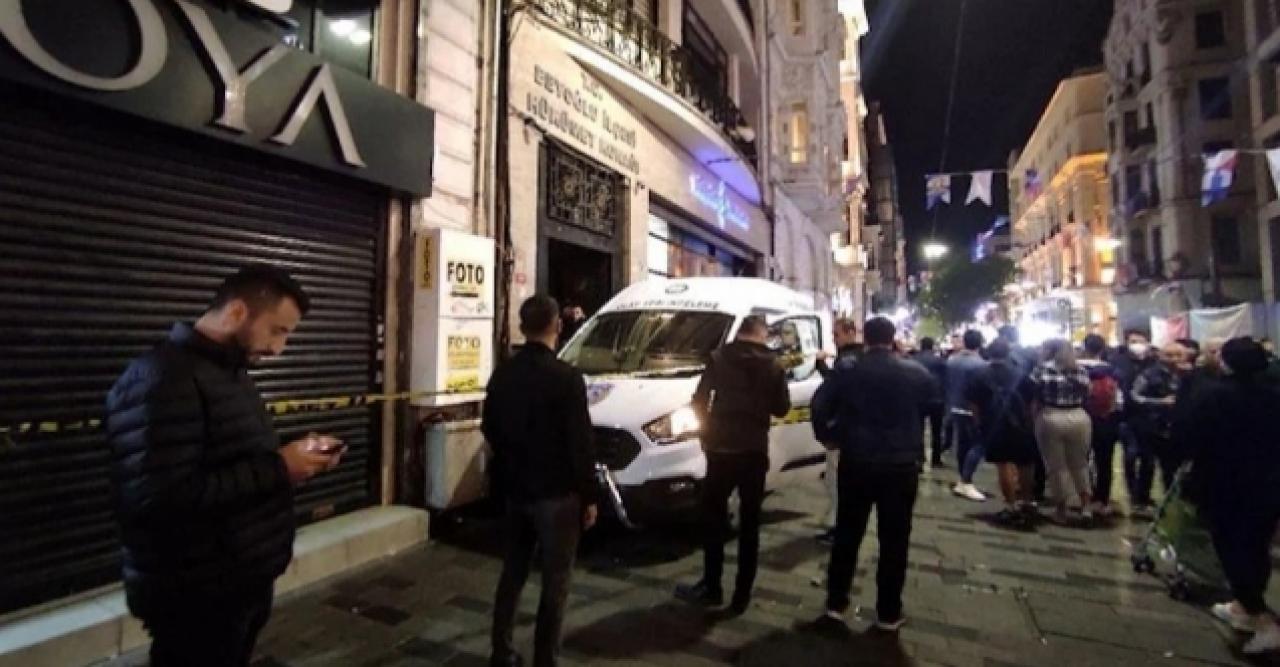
[1109,330,1154,514]
[1128,342,1186,516]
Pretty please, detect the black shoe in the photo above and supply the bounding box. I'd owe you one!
[729,593,751,615]
[675,581,724,607]
[805,612,851,638]
[814,528,836,546]
[994,508,1025,529]
[490,654,524,667]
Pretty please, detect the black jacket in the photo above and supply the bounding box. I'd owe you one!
[819,347,935,466]
[912,350,948,404]
[1186,374,1280,509]
[817,344,860,379]
[482,342,598,503]
[106,323,294,606]
[692,340,790,457]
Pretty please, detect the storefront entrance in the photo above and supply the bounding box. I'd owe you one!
[547,239,615,316]
[537,141,625,317]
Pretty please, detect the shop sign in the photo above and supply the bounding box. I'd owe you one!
[689,175,749,231]
[0,0,434,196]
[525,65,639,174]
[445,334,483,393]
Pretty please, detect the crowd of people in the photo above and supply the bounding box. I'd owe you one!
[888,324,1280,653]
[103,264,1280,665]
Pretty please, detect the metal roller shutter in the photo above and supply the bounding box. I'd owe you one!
[0,97,384,613]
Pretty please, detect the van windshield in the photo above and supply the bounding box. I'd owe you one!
[560,310,735,376]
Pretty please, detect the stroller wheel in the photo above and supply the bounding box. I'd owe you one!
[1169,579,1191,601]
[1132,555,1155,574]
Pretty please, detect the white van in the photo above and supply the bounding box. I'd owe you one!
[558,277,833,525]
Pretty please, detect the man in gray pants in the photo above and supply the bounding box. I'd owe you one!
[483,295,599,667]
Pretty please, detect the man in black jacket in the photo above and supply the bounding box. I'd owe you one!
[819,317,935,632]
[106,265,343,667]
[483,295,598,667]
[913,337,948,467]
[676,315,790,614]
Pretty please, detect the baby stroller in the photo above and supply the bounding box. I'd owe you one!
[1130,463,1227,601]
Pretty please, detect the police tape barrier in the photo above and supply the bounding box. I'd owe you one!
[0,389,479,451]
[2,394,815,450]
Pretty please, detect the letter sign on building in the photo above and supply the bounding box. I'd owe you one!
[0,0,432,195]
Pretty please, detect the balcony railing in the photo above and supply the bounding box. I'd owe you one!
[535,0,758,166]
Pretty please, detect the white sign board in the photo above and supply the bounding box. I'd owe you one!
[411,228,496,406]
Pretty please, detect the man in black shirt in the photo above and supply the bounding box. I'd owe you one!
[913,337,948,467]
[676,315,790,614]
[818,317,935,632]
[483,295,598,667]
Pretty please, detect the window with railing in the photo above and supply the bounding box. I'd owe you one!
[533,0,757,165]
[683,2,728,98]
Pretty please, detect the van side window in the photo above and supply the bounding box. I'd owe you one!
[770,317,821,382]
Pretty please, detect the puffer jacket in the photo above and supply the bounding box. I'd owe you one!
[106,323,294,610]
[692,340,790,456]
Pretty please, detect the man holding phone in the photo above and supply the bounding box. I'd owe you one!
[106,265,343,667]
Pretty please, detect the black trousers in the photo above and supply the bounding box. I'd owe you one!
[826,462,919,621]
[492,495,582,667]
[701,452,768,600]
[138,582,274,667]
[1209,501,1280,615]
[922,403,945,463]
[1089,415,1120,505]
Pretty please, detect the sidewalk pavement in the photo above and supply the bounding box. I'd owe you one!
[101,458,1280,667]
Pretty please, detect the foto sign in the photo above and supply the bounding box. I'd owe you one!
[0,0,433,195]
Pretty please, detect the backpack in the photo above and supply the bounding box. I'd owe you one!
[1085,369,1120,418]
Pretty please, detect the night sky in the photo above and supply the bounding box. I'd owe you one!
[862,0,1114,274]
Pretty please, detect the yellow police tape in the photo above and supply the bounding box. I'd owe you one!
[2,395,814,449]
[0,389,474,450]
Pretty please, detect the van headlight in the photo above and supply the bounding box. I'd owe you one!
[642,405,701,445]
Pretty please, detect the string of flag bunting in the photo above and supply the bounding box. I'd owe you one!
[925,148,1280,213]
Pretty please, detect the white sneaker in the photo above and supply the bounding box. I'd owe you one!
[875,615,907,631]
[1212,602,1256,632]
[1244,621,1280,654]
[952,483,986,502]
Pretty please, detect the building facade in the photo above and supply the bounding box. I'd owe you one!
[1009,71,1116,342]
[1244,0,1280,304]
[1104,0,1262,333]
[0,0,441,660]
[865,100,907,311]
[835,0,873,321]
[767,0,848,311]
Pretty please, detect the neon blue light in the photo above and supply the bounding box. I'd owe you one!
[689,175,750,231]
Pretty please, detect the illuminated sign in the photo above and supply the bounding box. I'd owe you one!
[689,175,749,231]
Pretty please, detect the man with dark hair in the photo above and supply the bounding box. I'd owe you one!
[1079,333,1123,517]
[1188,338,1280,654]
[967,340,1038,528]
[946,330,989,501]
[484,294,598,667]
[677,315,790,614]
[558,303,587,350]
[107,265,343,667]
[1129,342,1186,515]
[818,317,935,632]
[913,337,948,467]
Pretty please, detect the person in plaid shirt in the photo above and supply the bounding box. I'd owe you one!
[1030,340,1094,525]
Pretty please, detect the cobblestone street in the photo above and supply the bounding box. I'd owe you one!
[106,459,1280,667]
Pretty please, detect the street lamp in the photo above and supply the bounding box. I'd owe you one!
[922,242,949,261]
